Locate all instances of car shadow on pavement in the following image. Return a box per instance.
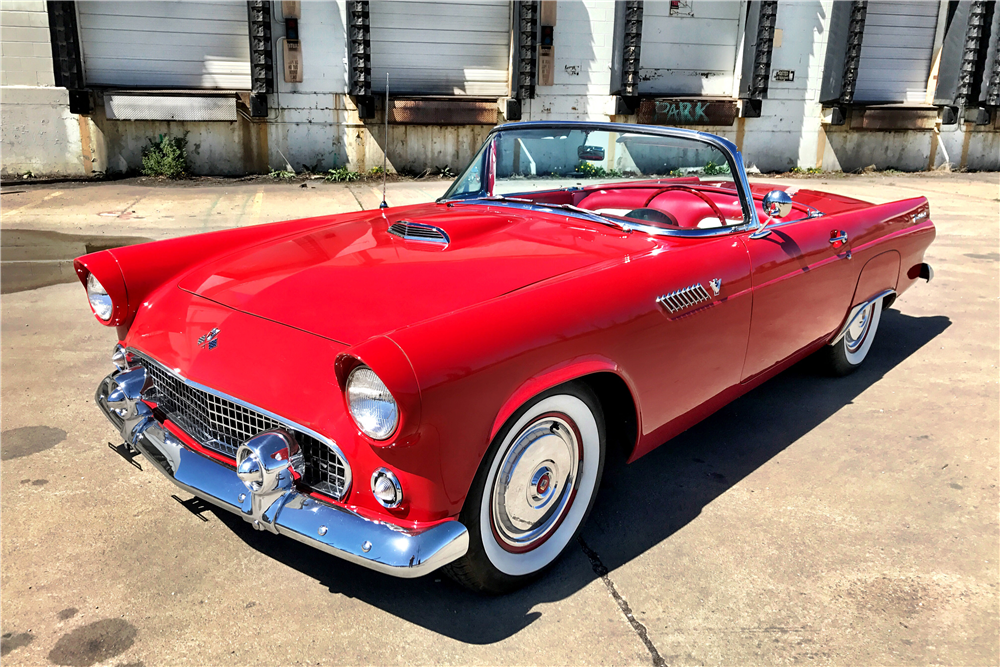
[209,308,950,644]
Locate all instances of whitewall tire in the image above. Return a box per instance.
[446,381,605,594]
[821,296,884,376]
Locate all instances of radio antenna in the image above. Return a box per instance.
[380,73,389,209]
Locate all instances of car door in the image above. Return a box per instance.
[740,219,855,382]
[624,234,753,453]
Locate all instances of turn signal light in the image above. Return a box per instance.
[371,468,402,508]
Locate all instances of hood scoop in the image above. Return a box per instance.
[388,220,450,245]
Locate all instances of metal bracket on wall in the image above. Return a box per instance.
[747,0,778,104]
[247,0,273,117]
[956,0,990,109]
[516,1,539,102]
[839,0,868,105]
[988,22,1000,106]
[620,0,643,98]
[46,1,90,114]
[349,0,373,119]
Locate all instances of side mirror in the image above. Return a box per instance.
[763,190,793,218]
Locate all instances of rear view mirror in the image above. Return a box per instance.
[577,145,605,161]
[763,190,793,218]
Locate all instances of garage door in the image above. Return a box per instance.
[638,0,744,97]
[369,0,511,96]
[78,1,251,90]
[854,1,939,103]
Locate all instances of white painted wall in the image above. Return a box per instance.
[0,86,92,177]
[740,0,830,172]
[0,0,53,86]
[2,0,998,177]
[523,0,617,121]
[268,0,349,173]
[0,0,90,176]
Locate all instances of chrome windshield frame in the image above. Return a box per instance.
[437,121,761,237]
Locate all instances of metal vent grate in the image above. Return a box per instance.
[388,221,450,244]
[656,283,712,313]
[133,352,350,499]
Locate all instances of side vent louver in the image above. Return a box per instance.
[656,283,712,313]
[388,221,449,244]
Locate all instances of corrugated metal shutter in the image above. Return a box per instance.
[369,0,511,96]
[78,1,251,90]
[854,1,939,103]
[637,1,743,96]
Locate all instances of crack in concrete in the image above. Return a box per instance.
[346,185,367,211]
[579,537,666,667]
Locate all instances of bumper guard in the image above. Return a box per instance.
[95,369,468,578]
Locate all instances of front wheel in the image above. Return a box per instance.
[446,382,605,594]
[819,296,884,376]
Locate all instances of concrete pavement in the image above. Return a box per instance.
[1,172,997,666]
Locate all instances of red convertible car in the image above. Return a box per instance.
[77,122,934,593]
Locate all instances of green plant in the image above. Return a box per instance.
[141,135,188,178]
[576,162,623,178]
[790,166,822,175]
[325,166,361,182]
[438,165,455,178]
[702,161,730,176]
[269,169,296,180]
[669,168,685,178]
[368,166,384,177]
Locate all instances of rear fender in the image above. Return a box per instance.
[489,356,640,442]
[850,250,900,308]
[828,250,900,345]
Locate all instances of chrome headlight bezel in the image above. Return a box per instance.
[86,272,114,321]
[346,365,399,441]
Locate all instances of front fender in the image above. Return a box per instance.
[489,356,638,441]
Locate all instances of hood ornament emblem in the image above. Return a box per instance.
[709,279,722,296]
[197,327,221,350]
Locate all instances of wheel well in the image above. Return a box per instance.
[577,372,638,468]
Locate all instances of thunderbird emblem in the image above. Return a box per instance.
[709,279,722,296]
[197,327,220,350]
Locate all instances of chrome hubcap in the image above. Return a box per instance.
[491,415,581,551]
[845,303,874,352]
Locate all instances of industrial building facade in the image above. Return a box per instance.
[2,0,998,178]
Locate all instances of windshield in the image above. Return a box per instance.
[440,125,749,230]
[444,127,738,194]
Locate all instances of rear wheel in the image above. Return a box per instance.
[820,297,884,376]
[446,382,605,594]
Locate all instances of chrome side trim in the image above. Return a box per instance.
[657,283,713,313]
[831,289,895,344]
[95,372,469,578]
[388,220,450,244]
[127,348,353,500]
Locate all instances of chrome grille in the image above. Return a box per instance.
[656,283,712,313]
[133,353,349,499]
[388,220,450,244]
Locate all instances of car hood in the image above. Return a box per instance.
[178,202,636,344]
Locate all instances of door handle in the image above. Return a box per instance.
[829,230,848,246]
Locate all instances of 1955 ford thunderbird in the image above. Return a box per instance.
[77,122,935,594]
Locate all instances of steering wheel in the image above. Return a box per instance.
[642,185,728,229]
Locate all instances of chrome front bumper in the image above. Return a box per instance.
[95,369,468,578]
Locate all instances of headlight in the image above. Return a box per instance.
[346,366,398,440]
[87,273,113,321]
